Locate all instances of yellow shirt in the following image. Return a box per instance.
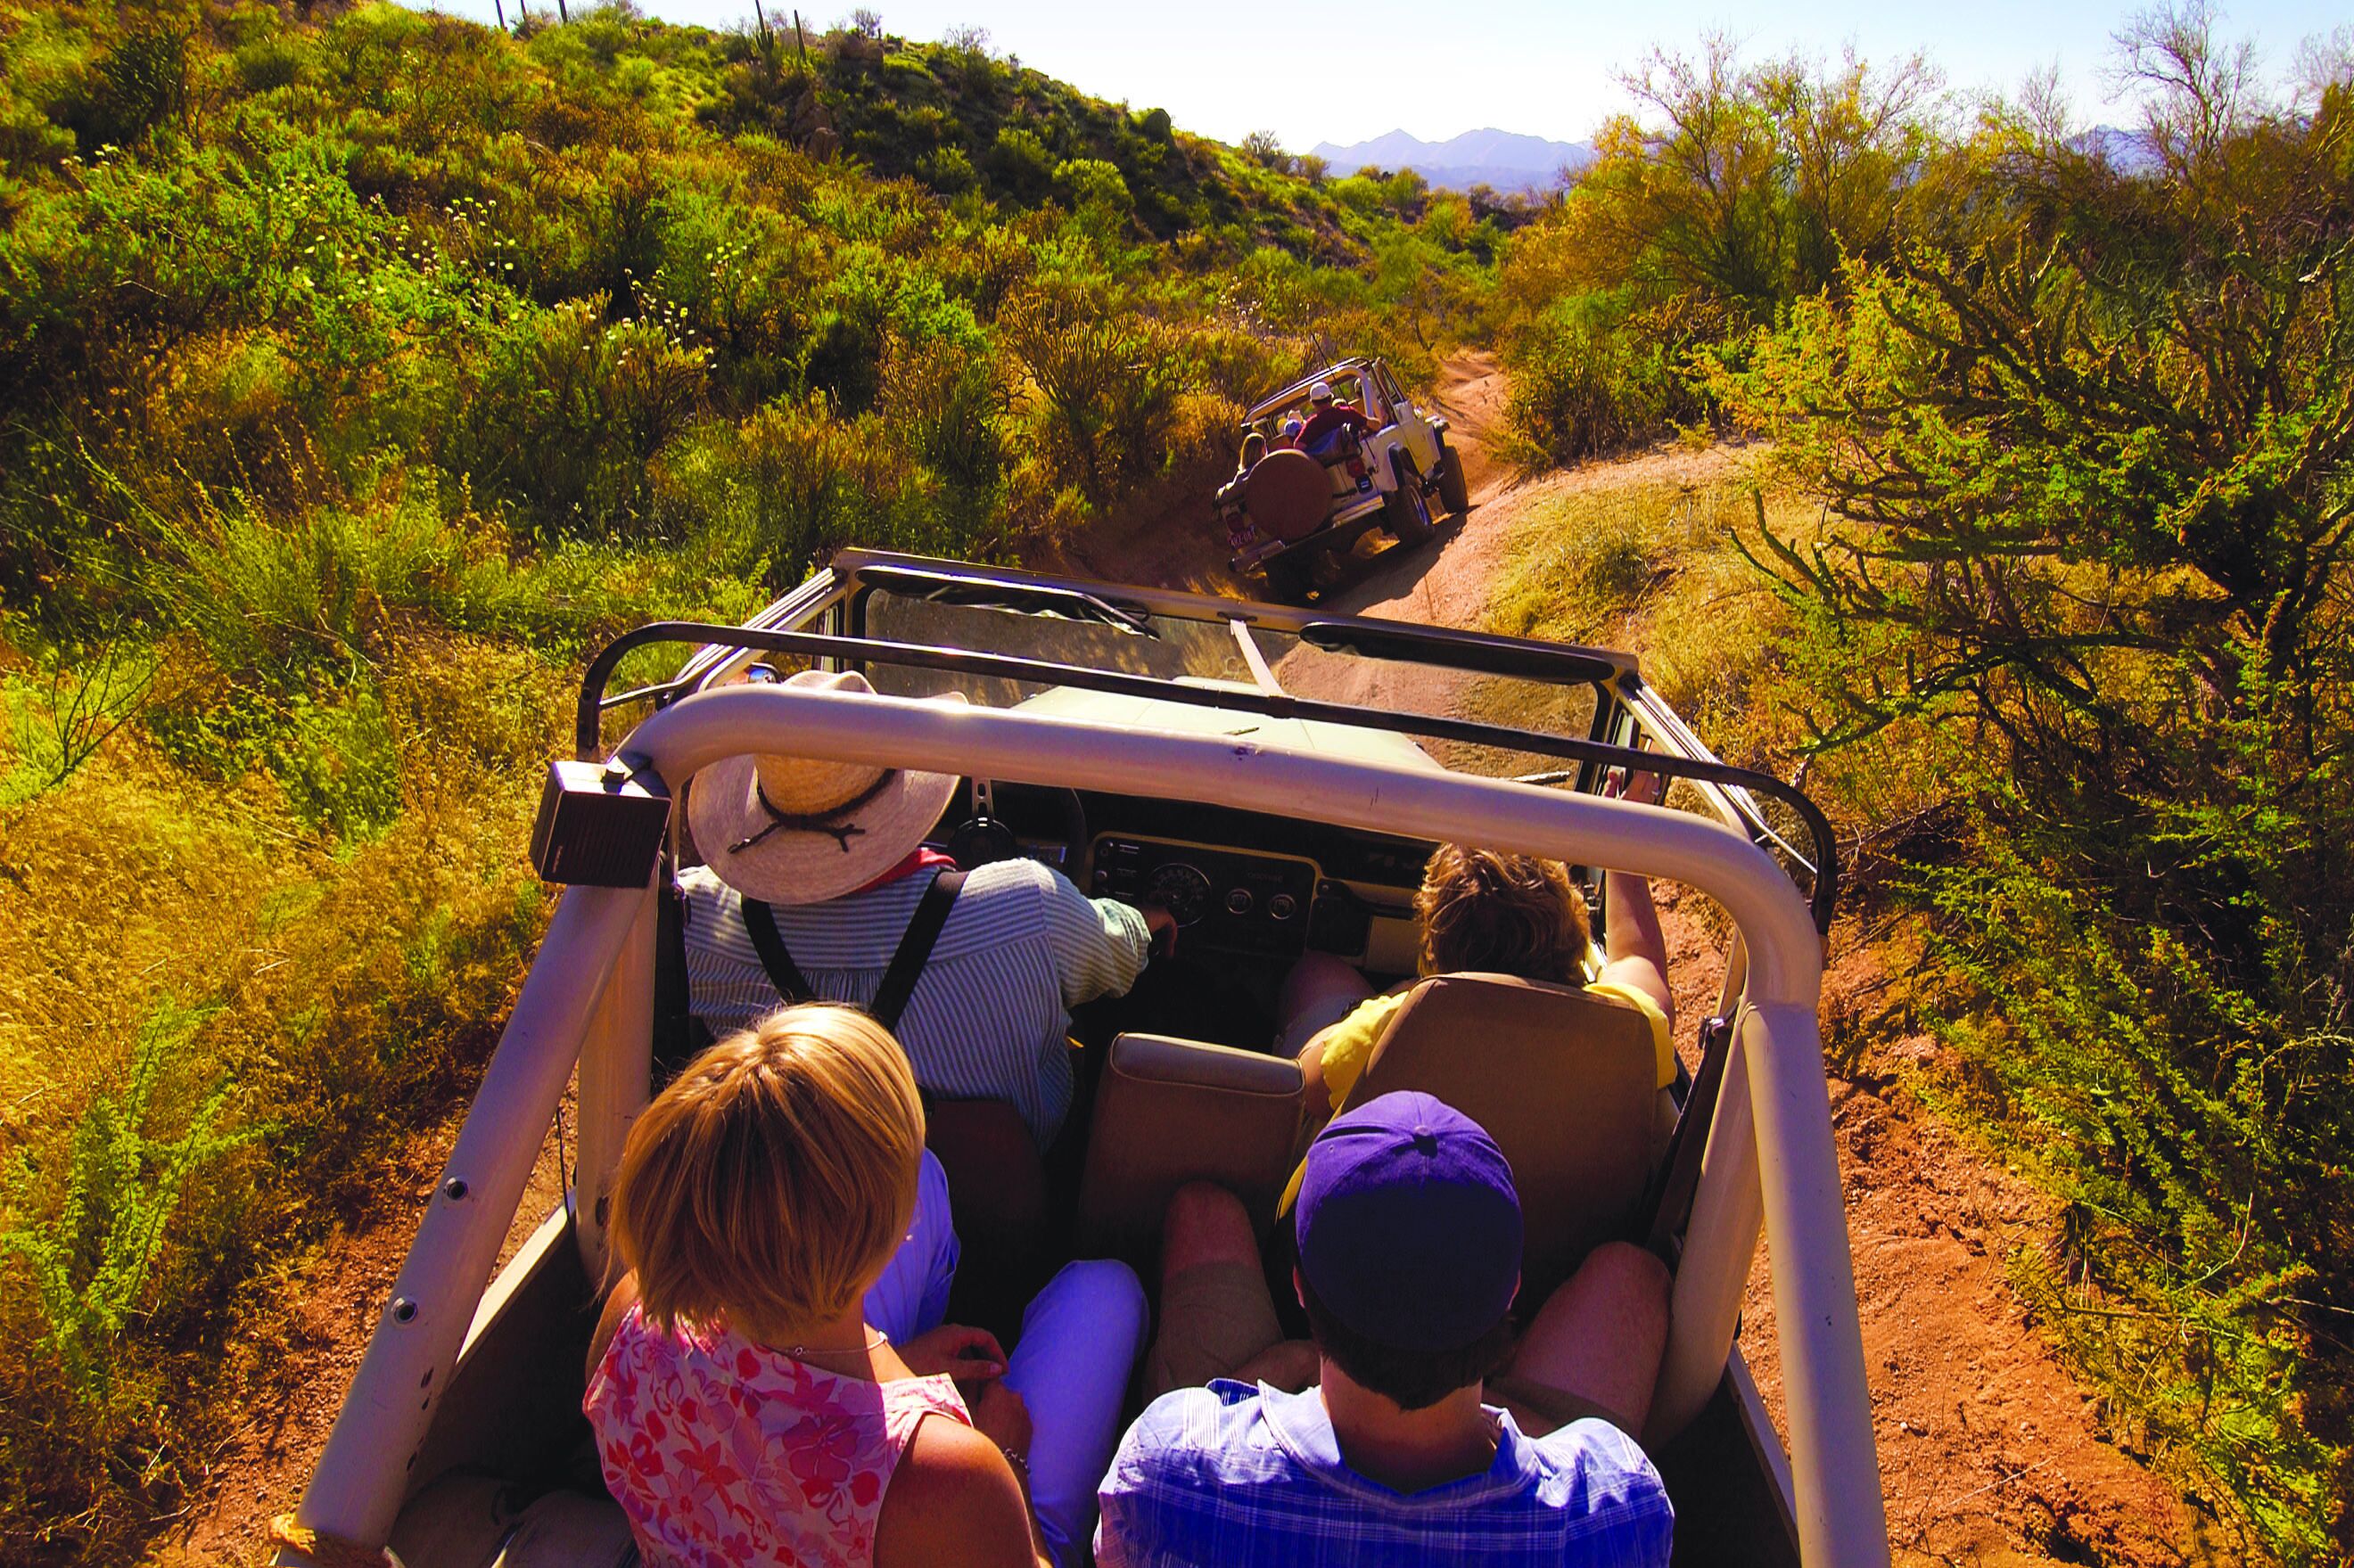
[1281,981,1675,1214]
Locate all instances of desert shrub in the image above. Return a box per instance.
[1,997,254,1398]
[455,295,708,534]
[1502,290,1710,464]
[152,497,514,689]
[53,22,190,154]
[1917,787,2350,1560]
[0,633,158,808]
[661,392,904,587]
[1709,35,2354,1557]
[989,124,1055,197]
[1000,288,1186,512]
[272,685,405,838]
[230,33,304,94]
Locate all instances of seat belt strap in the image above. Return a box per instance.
[740,872,967,1033]
[868,871,966,1031]
[740,896,814,1004]
[1641,1012,1739,1260]
[653,858,712,1079]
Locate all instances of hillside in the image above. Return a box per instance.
[0,4,1499,1560]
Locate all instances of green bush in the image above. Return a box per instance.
[53,22,189,154]
[456,295,709,534]
[1502,291,1705,464]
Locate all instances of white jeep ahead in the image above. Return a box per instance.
[1217,357,1472,603]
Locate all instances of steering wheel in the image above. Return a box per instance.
[946,780,1090,874]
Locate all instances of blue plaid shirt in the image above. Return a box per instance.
[1095,1381,1674,1568]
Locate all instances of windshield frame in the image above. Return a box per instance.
[581,549,1837,932]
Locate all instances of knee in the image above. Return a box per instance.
[1062,1257,1148,1316]
[1579,1241,1671,1313]
[1161,1182,1255,1277]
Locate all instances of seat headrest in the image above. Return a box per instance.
[1345,972,1661,1303]
[1108,1031,1305,1096]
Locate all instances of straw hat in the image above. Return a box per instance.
[688,669,965,905]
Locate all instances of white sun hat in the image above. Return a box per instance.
[687,669,965,905]
[1310,380,1335,401]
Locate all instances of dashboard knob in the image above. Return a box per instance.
[1225,887,1254,915]
[1267,893,1298,921]
[1092,868,1110,891]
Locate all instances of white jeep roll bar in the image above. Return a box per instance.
[291,682,1889,1567]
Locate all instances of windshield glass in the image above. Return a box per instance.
[859,588,1259,705]
[852,587,1601,772]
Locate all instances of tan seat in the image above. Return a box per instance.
[1078,1033,1305,1256]
[926,1097,1049,1333]
[1338,973,1660,1305]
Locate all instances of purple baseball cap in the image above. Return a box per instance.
[1295,1091,1523,1351]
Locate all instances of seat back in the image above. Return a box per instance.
[1340,973,1659,1303]
[926,1097,1048,1334]
[1078,1033,1305,1256]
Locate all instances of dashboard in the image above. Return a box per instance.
[926,781,1429,971]
[1086,834,1321,958]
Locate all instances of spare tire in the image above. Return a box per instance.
[1243,448,1331,543]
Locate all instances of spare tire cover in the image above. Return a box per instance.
[1243,448,1332,543]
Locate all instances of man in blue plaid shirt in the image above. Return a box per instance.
[1095,1092,1674,1568]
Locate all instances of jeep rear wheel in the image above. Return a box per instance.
[1263,555,1313,605]
[1384,456,1434,546]
[1435,437,1471,515]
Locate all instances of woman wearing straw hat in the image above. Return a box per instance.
[677,669,1175,1153]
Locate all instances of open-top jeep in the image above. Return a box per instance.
[281,551,1892,1568]
[1218,357,1473,603]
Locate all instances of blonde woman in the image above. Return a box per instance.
[584,1006,1146,1568]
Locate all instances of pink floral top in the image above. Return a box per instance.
[585,1305,971,1568]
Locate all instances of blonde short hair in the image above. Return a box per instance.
[610,1005,926,1334]
[1416,845,1593,986]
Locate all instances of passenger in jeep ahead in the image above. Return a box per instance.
[1096,1093,1674,1568]
[1294,379,1374,458]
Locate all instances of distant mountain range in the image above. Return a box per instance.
[1313,124,2162,192]
[1309,128,1594,193]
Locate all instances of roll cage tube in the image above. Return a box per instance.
[572,622,1841,934]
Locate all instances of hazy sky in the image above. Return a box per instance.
[407,0,2349,149]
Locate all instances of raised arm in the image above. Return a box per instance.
[1596,770,1674,1035]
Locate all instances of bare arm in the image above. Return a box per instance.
[1597,767,1674,1033]
[586,1270,640,1383]
[1598,867,1673,1032]
[874,1410,1050,1568]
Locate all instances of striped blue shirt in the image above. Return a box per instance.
[1096,1382,1674,1568]
[679,858,1152,1145]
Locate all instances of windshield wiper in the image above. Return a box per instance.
[855,564,1160,638]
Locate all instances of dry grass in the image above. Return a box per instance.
[0,632,571,1564]
[1480,473,1956,850]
